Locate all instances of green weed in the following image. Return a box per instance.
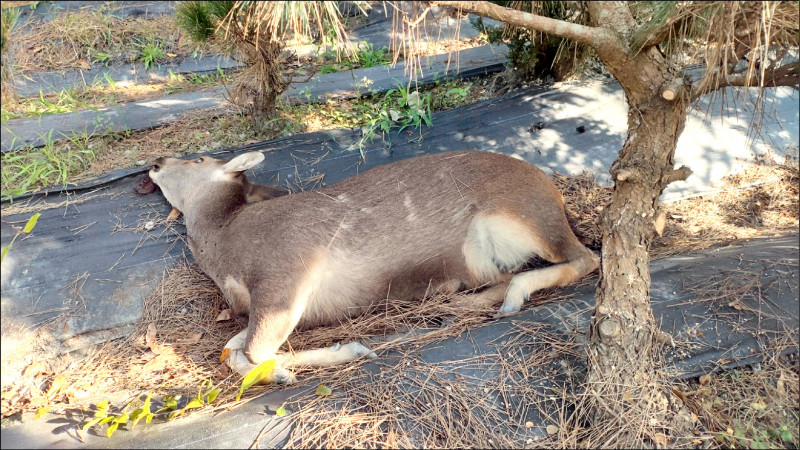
[138,37,165,70]
[318,41,390,73]
[1,130,98,201]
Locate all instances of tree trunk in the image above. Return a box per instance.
[233,39,288,134]
[586,90,689,427]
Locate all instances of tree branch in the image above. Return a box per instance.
[662,165,693,185]
[427,1,614,49]
[691,61,800,101]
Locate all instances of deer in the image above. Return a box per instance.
[148,150,599,384]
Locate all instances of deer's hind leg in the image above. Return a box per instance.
[223,284,376,385]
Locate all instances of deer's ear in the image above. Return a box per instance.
[222,152,265,173]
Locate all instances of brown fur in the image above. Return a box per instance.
[149,151,599,370]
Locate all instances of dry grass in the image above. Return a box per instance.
[552,160,800,259]
[10,11,226,72]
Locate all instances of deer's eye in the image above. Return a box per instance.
[195,157,204,163]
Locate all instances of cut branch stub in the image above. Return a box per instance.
[663,165,693,185]
[598,317,620,338]
[661,78,684,101]
[614,168,639,183]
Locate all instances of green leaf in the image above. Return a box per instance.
[275,406,286,417]
[34,406,50,419]
[156,394,179,413]
[236,359,276,401]
[1,246,9,264]
[184,398,204,410]
[130,391,153,430]
[206,388,221,404]
[23,213,41,233]
[780,429,793,442]
[106,421,119,438]
[98,416,116,425]
[315,385,332,396]
[82,417,104,431]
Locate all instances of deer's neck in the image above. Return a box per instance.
[183,185,248,238]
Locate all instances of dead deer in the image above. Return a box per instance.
[149,151,599,383]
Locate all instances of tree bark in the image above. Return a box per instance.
[587,92,689,406]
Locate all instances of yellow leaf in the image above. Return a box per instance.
[34,406,50,419]
[237,359,276,400]
[185,398,204,410]
[23,213,41,233]
[46,375,67,400]
[219,348,231,363]
[166,53,178,58]
[23,361,47,378]
[106,421,119,438]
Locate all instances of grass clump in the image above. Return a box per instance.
[319,41,390,74]
[1,130,98,201]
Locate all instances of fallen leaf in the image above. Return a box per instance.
[166,52,178,58]
[217,363,230,379]
[143,348,176,373]
[622,392,633,402]
[691,412,698,423]
[546,424,559,435]
[525,421,533,428]
[46,375,67,400]
[79,59,92,70]
[315,384,332,396]
[34,406,50,419]
[166,208,181,222]
[237,360,277,401]
[30,45,44,54]
[699,374,711,385]
[216,309,233,322]
[146,323,161,355]
[187,332,204,343]
[23,361,47,378]
[219,348,231,363]
[654,433,668,446]
[777,372,786,396]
